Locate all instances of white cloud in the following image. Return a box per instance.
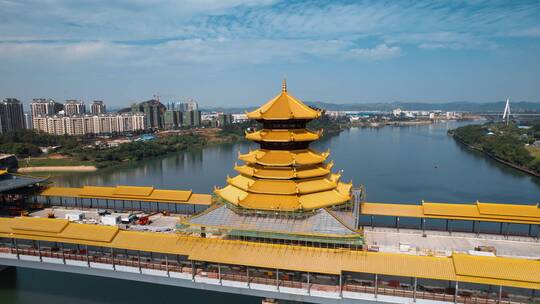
[0,41,112,61]
[174,0,277,11]
[507,27,540,38]
[0,38,352,66]
[0,0,539,68]
[347,44,401,61]
[387,32,497,50]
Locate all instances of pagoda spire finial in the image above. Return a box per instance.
[282,78,287,93]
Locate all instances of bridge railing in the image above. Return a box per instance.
[0,244,535,304]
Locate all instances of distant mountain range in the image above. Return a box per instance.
[202,101,540,113]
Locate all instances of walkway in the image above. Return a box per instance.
[364,227,540,259]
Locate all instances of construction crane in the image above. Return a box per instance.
[153,93,185,102]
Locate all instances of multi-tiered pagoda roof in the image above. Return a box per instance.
[215,80,352,212]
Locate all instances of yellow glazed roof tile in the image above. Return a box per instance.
[80,186,115,197]
[148,189,192,202]
[60,223,119,243]
[234,163,332,180]
[40,187,84,197]
[423,202,480,217]
[341,251,457,281]
[238,149,329,166]
[360,202,540,225]
[0,218,11,233]
[296,176,339,194]
[214,185,249,205]
[477,202,540,218]
[190,239,341,275]
[1,217,539,289]
[215,184,350,211]
[246,83,321,121]
[111,231,196,255]
[227,174,339,195]
[423,201,540,223]
[228,175,297,194]
[299,189,350,209]
[361,203,424,217]
[40,186,209,205]
[113,186,154,197]
[246,129,320,142]
[187,193,213,205]
[453,253,540,284]
[11,217,69,233]
[240,193,301,211]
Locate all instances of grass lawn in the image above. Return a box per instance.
[526,146,540,162]
[18,157,94,167]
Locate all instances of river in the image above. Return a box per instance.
[1,121,539,303]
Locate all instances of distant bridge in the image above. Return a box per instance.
[475,112,540,123]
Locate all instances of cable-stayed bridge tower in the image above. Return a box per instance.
[502,97,511,125]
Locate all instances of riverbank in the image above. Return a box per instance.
[449,123,540,178]
[349,118,480,128]
[8,119,346,175]
[18,166,97,173]
[451,134,540,178]
[351,120,433,127]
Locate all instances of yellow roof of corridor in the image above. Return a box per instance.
[476,202,540,218]
[112,186,154,196]
[360,201,540,225]
[40,186,212,205]
[453,253,540,284]
[1,217,539,289]
[12,217,69,233]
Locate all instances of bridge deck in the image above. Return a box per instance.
[0,217,539,290]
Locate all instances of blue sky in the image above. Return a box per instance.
[0,0,539,108]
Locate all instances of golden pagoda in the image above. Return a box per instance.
[215,80,353,212]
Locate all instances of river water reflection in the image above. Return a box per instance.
[53,121,540,203]
[1,121,539,304]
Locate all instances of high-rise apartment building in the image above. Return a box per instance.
[182,109,202,127]
[91,100,106,115]
[217,113,233,127]
[0,98,25,133]
[32,113,146,136]
[131,99,165,129]
[64,100,86,116]
[176,99,199,112]
[163,110,182,129]
[32,116,48,133]
[30,99,63,117]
